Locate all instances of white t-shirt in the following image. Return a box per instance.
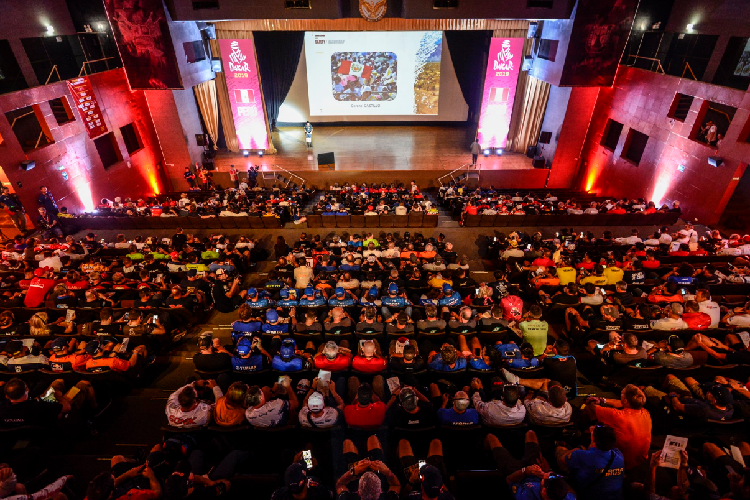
[524,399,572,424]
[699,300,721,328]
[246,399,289,427]
[652,317,688,331]
[727,314,750,327]
[299,407,339,427]
[472,393,526,426]
[295,266,314,288]
[165,383,222,427]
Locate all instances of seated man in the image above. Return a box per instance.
[271,338,310,372]
[397,440,454,500]
[652,375,734,421]
[231,336,270,373]
[487,431,575,500]
[436,390,479,426]
[470,377,526,426]
[299,377,344,428]
[386,312,415,337]
[648,335,694,368]
[446,306,476,334]
[351,339,387,373]
[652,303,688,331]
[611,333,647,365]
[245,376,298,427]
[84,340,147,373]
[389,342,426,373]
[343,382,386,430]
[356,306,384,335]
[335,436,400,499]
[555,424,625,498]
[681,300,712,330]
[687,332,750,365]
[416,305,447,333]
[262,309,290,336]
[502,370,572,424]
[427,344,467,372]
[324,307,353,335]
[0,377,90,427]
[231,304,262,342]
[313,340,352,372]
[48,337,90,372]
[165,379,223,427]
[386,385,435,429]
[193,333,232,372]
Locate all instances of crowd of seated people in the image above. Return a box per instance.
[303,181,439,216]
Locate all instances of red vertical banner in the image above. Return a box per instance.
[219,39,269,150]
[67,77,108,139]
[476,38,524,149]
[103,0,183,90]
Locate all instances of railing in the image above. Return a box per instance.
[437,163,479,187]
[682,62,697,81]
[79,57,117,77]
[623,54,665,74]
[264,164,306,188]
[45,65,62,85]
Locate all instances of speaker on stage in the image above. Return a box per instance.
[526,145,537,158]
[196,134,207,147]
[318,152,335,170]
[201,151,215,171]
[532,156,547,169]
[539,131,552,144]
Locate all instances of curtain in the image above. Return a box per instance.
[509,75,550,154]
[215,19,529,32]
[444,31,492,122]
[253,32,304,129]
[193,80,219,149]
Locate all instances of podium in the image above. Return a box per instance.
[317,152,335,170]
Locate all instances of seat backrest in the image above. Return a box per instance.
[394,214,409,227]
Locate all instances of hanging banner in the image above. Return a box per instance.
[476,38,523,149]
[559,0,639,86]
[67,77,108,139]
[219,39,269,150]
[103,0,183,90]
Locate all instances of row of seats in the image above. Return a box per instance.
[57,215,284,231]
[463,211,681,227]
[305,213,439,228]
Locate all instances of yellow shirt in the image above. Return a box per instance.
[557,267,577,285]
[429,276,453,289]
[581,275,608,286]
[604,267,624,285]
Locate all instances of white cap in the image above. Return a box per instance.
[308,391,325,411]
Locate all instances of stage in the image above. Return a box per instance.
[210,125,548,189]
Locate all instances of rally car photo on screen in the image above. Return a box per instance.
[330,52,397,102]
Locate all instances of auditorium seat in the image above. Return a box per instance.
[147,217,164,229]
[235,216,251,228]
[350,214,365,227]
[249,217,264,229]
[306,214,322,228]
[380,214,394,227]
[321,215,337,228]
[365,215,379,228]
[408,212,424,227]
[206,217,222,229]
[423,215,438,227]
[479,214,496,227]
[394,214,408,227]
[262,217,282,229]
[464,214,481,227]
[524,214,540,226]
[336,215,351,228]
[505,215,525,227]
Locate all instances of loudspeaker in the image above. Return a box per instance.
[201,151,215,171]
[708,156,723,167]
[318,152,335,170]
[211,58,222,72]
[527,21,538,38]
[196,134,207,147]
[539,131,552,144]
[526,145,537,158]
[522,55,533,72]
[532,156,547,169]
[20,160,35,171]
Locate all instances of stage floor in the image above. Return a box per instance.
[213,125,534,172]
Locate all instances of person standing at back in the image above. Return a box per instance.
[470,138,481,165]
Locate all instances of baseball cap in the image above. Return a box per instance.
[280,289,290,299]
[284,462,307,493]
[85,340,101,355]
[236,338,252,356]
[357,383,374,405]
[198,334,213,349]
[308,391,325,412]
[247,287,258,297]
[419,465,444,498]
[215,268,226,276]
[304,286,314,296]
[453,390,470,411]
[51,337,68,351]
[335,287,345,297]
[668,335,685,353]
[187,269,197,277]
[601,305,620,318]
[280,338,296,359]
[170,251,179,259]
[368,286,378,297]
[399,387,418,412]
[34,267,51,277]
[708,385,734,406]
[442,283,452,293]
[266,309,279,322]
[388,282,399,294]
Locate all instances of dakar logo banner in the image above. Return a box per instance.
[103,0,183,90]
[219,39,269,150]
[67,76,108,139]
[360,0,387,22]
[476,38,523,149]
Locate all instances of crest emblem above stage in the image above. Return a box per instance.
[360,0,387,22]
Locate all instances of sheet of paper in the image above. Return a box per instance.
[642,340,655,351]
[731,445,746,467]
[738,331,750,349]
[387,376,400,393]
[660,435,688,469]
[317,370,331,383]
[395,341,406,354]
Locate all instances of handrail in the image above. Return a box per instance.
[623,54,665,74]
[79,57,116,77]
[681,61,697,81]
[437,163,478,187]
[267,164,306,188]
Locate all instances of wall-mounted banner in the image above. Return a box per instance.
[476,38,523,149]
[560,0,638,86]
[67,77,108,139]
[219,39,269,150]
[103,0,183,89]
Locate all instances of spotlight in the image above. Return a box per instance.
[258,151,264,157]
[483,149,490,157]
[686,23,694,31]
[242,150,249,157]
[46,25,54,35]
[496,148,504,156]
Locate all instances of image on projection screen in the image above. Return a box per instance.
[305,31,442,116]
